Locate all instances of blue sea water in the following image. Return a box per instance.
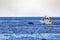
[0,17,60,40]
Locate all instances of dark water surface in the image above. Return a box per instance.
[0,17,60,40]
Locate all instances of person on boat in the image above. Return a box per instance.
[40,16,52,25]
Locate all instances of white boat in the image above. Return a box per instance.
[40,16,52,24]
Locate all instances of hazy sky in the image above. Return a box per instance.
[0,0,60,17]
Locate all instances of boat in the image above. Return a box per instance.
[40,16,52,25]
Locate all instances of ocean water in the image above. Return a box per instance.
[0,17,60,40]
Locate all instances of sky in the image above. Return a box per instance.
[0,0,60,17]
